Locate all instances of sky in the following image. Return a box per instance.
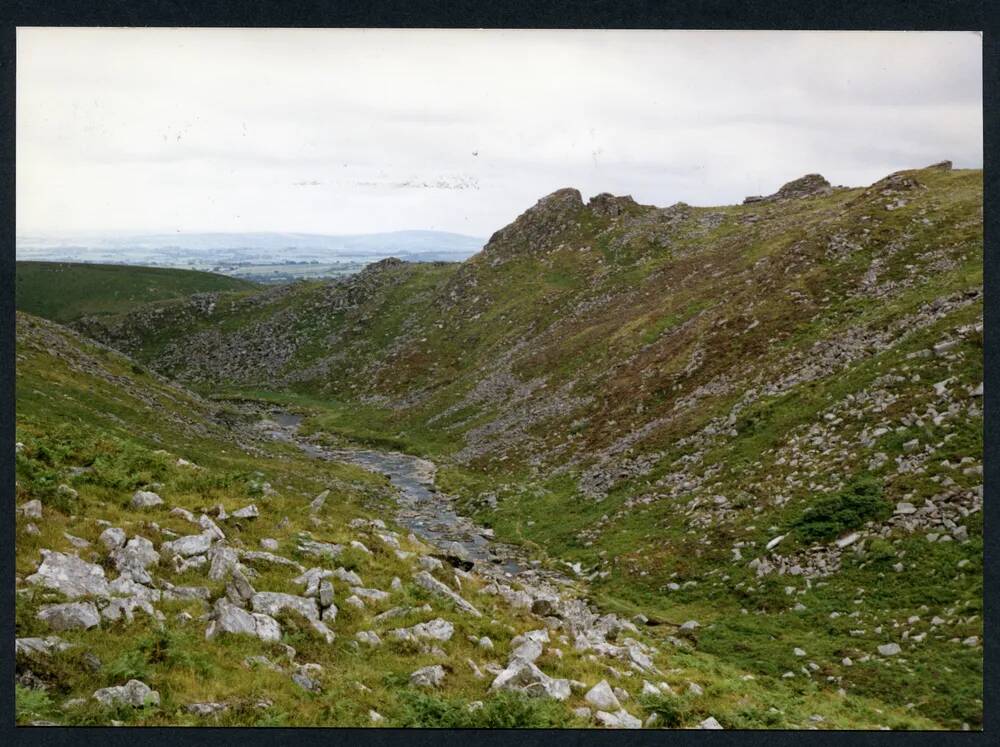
[17,28,983,238]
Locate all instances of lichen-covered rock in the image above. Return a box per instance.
[27,550,109,598]
[413,571,481,617]
[205,598,281,642]
[409,664,445,688]
[93,679,160,708]
[99,527,127,551]
[161,531,214,558]
[16,636,74,657]
[38,601,101,631]
[111,536,160,583]
[131,490,164,509]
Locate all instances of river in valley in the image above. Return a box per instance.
[260,411,548,580]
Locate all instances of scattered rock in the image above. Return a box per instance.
[410,664,446,688]
[93,680,160,708]
[130,491,164,509]
[585,680,621,711]
[27,550,109,598]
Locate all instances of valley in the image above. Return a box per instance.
[14,162,983,729]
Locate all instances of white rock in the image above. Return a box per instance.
[27,550,109,598]
[835,532,860,548]
[585,680,621,711]
[877,643,901,656]
[766,535,786,551]
[410,664,445,688]
[698,716,724,729]
[414,570,481,617]
[595,709,642,728]
[38,602,101,631]
[130,491,163,509]
[99,527,127,551]
[93,680,160,708]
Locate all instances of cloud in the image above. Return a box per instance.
[16,29,982,235]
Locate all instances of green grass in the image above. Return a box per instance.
[15,261,258,323]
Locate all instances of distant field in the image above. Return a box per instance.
[15,261,258,323]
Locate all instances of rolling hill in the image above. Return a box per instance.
[14,261,259,324]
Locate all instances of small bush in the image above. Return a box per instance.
[789,475,889,544]
[106,650,150,683]
[638,693,693,728]
[15,684,54,723]
[397,691,570,728]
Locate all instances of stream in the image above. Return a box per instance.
[260,411,558,582]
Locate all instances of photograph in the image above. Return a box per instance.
[13,27,983,730]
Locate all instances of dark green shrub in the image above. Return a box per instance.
[397,690,570,728]
[638,693,694,727]
[789,475,889,544]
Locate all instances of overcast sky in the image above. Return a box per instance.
[17,28,982,237]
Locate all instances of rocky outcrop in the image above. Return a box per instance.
[481,188,584,260]
[587,193,639,218]
[744,173,832,204]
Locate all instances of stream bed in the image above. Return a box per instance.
[260,411,545,579]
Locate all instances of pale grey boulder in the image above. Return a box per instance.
[93,679,160,708]
[251,591,335,643]
[309,490,329,513]
[595,710,642,729]
[111,537,160,584]
[489,658,571,701]
[38,602,101,631]
[130,491,164,509]
[390,618,455,642]
[27,550,109,598]
[16,636,73,657]
[410,664,446,688]
[99,527,127,551]
[231,504,259,520]
[414,571,481,617]
[102,596,156,623]
[161,532,214,558]
[206,598,282,642]
[207,545,241,581]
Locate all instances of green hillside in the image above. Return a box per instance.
[21,163,983,729]
[15,261,258,324]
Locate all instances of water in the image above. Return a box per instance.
[261,410,524,575]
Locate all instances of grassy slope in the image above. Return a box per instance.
[42,166,984,728]
[15,261,258,324]
[14,312,938,729]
